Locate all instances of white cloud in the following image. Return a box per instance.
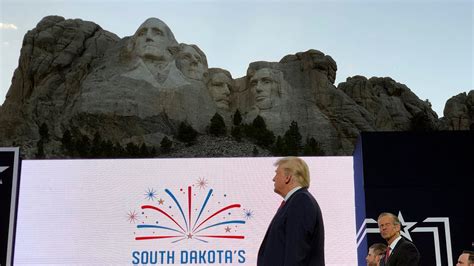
[0,23,18,30]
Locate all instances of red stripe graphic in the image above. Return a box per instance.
[188,186,192,231]
[193,204,241,232]
[195,235,245,239]
[142,205,186,233]
[135,235,183,240]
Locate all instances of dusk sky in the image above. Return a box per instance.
[1,0,472,116]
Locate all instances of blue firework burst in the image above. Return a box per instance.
[144,188,157,201]
[243,209,254,219]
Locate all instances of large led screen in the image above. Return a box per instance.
[14,157,357,265]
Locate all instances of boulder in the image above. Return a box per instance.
[441,91,474,130]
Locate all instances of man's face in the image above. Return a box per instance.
[250,68,278,110]
[208,72,231,109]
[366,248,380,266]
[178,46,206,80]
[273,165,288,197]
[378,215,400,243]
[134,18,173,60]
[456,253,469,266]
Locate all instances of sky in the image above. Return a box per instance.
[0,0,472,117]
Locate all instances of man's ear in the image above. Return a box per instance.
[396,223,401,232]
[285,174,292,184]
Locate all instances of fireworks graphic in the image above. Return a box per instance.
[130,184,251,243]
[144,188,157,201]
[243,209,254,219]
[195,177,208,189]
[127,210,139,223]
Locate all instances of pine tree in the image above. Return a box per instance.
[102,140,114,158]
[36,139,45,158]
[76,134,91,158]
[150,146,158,156]
[233,109,242,126]
[231,109,244,141]
[209,113,226,136]
[283,121,302,155]
[231,126,242,141]
[126,142,140,158]
[272,136,286,156]
[113,142,125,158]
[160,136,172,153]
[252,146,259,156]
[61,129,73,154]
[252,115,267,131]
[39,122,49,142]
[177,122,198,145]
[249,115,275,147]
[91,132,103,157]
[303,137,322,156]
[139,143,150,157]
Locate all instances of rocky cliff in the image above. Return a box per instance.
[440,91,474,130]
[0,16,471,158]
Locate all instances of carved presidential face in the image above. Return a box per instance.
[176,45,207,80]
[208,72,232,109]
[133,18,176,61]
[249,68,280,110]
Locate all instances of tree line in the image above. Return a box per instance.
[35,110,324,159]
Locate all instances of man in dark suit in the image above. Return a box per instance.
[257,157,325,266]
[378,212,420,266]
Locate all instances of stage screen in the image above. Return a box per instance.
[14,157,357,265]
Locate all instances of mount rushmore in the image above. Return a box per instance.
[0,16,472,158]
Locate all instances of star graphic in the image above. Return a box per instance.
[243,209,254,219]
[195,177,208,189]
[144,188,157,201]
[0,166,8,185]
[187,233,193,239]
[225,226,231,233]
[158,198,164,205]
[127,210,139,223]
[398,211,417,241]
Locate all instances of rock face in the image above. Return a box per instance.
[0,16,120,155]
[0,16,468,158]
[441,91,474,130]
[233,51,370,154]
[338,76,438,131]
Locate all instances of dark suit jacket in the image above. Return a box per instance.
[380,237,420,266]
[257,188,325,266]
